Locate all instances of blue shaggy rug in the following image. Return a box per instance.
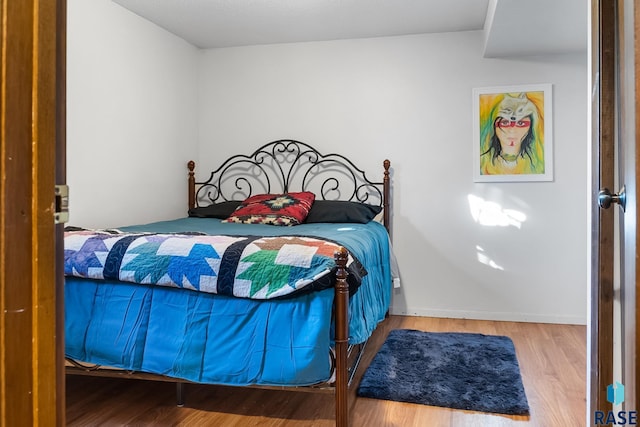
[357,329,530,415]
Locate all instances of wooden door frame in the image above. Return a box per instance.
[55,0,67,422]
[0,0,66,425]
[619,0,638,412]
[590,0,616,418]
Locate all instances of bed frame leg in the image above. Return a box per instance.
[176,382,185,407]
[334,247,349,427]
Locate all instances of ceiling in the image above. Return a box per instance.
[112,0,587,57]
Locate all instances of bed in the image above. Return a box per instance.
[64,139,393,427]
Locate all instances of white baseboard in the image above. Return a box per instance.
[389,307,587,325]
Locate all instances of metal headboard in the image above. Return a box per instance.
[187,139,391,230]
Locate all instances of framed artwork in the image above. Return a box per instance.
[472,84,553,182]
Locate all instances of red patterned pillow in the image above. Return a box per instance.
[222,192,316,226]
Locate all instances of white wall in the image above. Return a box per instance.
[67,0,199,228]
[197,32,588,324]
[67,3,588,324]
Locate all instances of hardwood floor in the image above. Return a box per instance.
[66,315,586,426]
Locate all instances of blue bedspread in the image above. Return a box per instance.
[65,218,391,386]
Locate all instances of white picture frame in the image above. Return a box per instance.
[472,84,553,182]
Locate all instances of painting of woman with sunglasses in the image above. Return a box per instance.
[479,91,546,176]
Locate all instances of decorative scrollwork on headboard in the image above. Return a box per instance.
[190,139,389,207]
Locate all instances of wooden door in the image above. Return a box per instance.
[591,0,639,419]
[0,0,66,425]
[591,0,615,415]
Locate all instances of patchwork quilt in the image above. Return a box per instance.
[64,228,363,299]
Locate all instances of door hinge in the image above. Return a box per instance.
[54,184,69,224]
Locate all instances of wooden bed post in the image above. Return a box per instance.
[382,160,391,236]
[188,160,195,210]
[334,247,350,427]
